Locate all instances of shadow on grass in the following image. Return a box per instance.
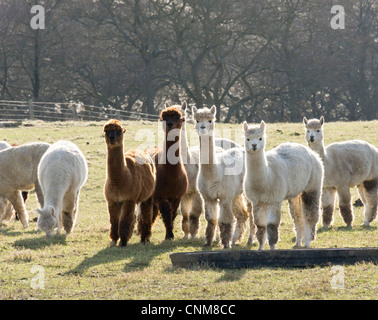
[13,233,68,249]
[65,237,203,275]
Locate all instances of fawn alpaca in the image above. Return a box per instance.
[104,119,156,246]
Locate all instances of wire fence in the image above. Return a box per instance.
[0,100,160,122]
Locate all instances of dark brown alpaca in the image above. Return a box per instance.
[151,105,188,240]
[104,119,156,247]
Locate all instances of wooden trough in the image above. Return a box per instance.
[170,247,378,269]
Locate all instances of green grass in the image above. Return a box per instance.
[0,119,377,300]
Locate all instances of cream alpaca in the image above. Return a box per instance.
[304,116,378,227]
[37,141,88,237]
[178,101,249,241]
[192,105,251,248]
[243,121,323,250]
[0,141,13,224]
[0,142,50,228]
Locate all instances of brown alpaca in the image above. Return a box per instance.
[104,119,156,247]
[151,106,188,240]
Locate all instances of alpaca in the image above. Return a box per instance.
[104,119,156,246]
[0,141,13,224]
[192,105,250,249]
[243,121,323,250]
[151,106,188,240]
[0,142,30,224]
[36,141,88,237]
[178,102,253,244]
[304,116,378,227]
[0,142,50,228]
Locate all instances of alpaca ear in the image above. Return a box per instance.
[242,121,249,132]
[181,101,187,111]
[48,207,54,217]
[260,120,266,131]
[181,117,186,122]
[320,116,324,125]
[210,105,216,116]
[165,102,171,108]
[122,128,126,133]
[192,106,198,115]
[303,117,308,125]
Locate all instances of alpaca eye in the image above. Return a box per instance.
[259,138,262,141]
[307,130,310,133]
[247,138,250,141]
[208,120,212,123]
[317,130,320,132]
[196,120,199,123]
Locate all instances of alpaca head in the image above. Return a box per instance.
[243,120,266,153]
[192,105,216,137]
[103,119,126,148]
[160,104,185,134]
[36,207,57,237]
[303,116,324,146]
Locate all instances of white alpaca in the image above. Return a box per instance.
[177,101,247,240]
[243,121,323,250]
[303,116,378,227]
[0,141,13,224]
[36,140,88,237]
[0,142,50,228]
[192,105,252,248]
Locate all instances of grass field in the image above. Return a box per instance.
[0,119,377,300]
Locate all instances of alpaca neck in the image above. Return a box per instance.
[309,139,326,160]
[164,132,183,166]
[246,149,269,182]
[106,144,128,180]
[180,124,190,165]
[199,134,217,176]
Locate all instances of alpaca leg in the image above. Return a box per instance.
[246,200,255,245]
[170,198,181,240]
[231,195,248,245]
[362,179,378,227]
[180,194,192,239]
[253,203,268,250]
[266,202,282,250]
[189,192,204,239]
[301,191,321,248]
[8,191,29,228]
[159,199,175,240]
[62,192,79,234]
[337,187,353,227]
[34,182,44,208]
[107,201,121,246]
[218,200,234,249]
[322,187,336,228]
[152,204,159,225]
[139,197,154,243]
[357,184,367,205]
[288,196,304,248]
[0,198,15,225]
[203,198,218,247]
[118,201,136,247]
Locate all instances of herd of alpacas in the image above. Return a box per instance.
[0,102,377,251]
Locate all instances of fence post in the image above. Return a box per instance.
[28,99,34,120]
[72,104,78,120]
